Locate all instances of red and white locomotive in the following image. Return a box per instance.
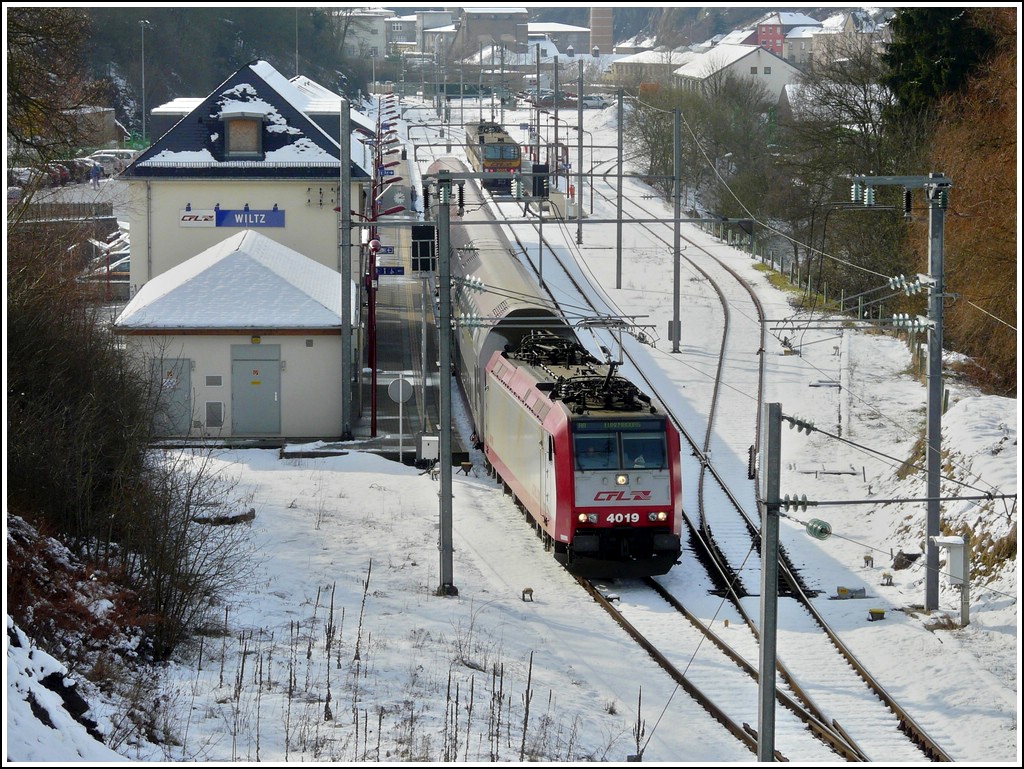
[432,157,682,578]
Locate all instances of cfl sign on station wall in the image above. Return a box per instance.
[179,208,286,228]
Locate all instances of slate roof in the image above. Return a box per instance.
[122,60,370,182]
[114,230,345,331]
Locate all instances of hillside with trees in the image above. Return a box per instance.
[623,6,1015,394]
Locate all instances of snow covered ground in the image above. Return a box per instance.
[6,96,1018,764]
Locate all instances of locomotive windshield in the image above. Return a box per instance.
[481,144,519,161]
[574,431,667,471]
[622,433,666,469]
[575,434,617,470]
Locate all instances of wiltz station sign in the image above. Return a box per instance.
[179,208,286,228]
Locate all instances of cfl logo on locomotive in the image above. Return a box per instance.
[594,490,652,502]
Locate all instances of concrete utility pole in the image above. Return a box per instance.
[615,88,624,288]
[576,60,584,245]
[851,173,952,611]
[671,108,681,354]
[435,170,457,597]
[757,402,782,762]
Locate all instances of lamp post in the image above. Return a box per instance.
[139,19,152,146]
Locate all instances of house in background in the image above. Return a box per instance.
[114,230,350,440]
[804,10,893,70]
[674,44,802,104]
[754,11,822,56]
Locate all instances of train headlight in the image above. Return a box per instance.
[616,474,629,486]
[648,511,668,522]
[577,513,599,524]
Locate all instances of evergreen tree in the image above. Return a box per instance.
[880,8,996,120]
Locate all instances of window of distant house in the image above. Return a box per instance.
[223,113,263,158]
[750,66,757,75]
[764,66,771,75]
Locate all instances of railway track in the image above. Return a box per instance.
[488,167,949,761]
[408,104,951,761]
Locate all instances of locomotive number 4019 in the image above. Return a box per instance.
[605,513,641,523]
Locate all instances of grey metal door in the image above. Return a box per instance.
[231,345,281,435]
[152,357,193,436]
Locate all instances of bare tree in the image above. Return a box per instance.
[6,7,105,163]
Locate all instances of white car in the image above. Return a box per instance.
[88,154,121,177]
[580,94,612,109]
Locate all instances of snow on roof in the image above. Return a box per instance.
[115,230,343,331]
[715,29,757,47]
[528,22,589,33]
[675,44,763,79]
[132,61,373,177]
[758,11,821,27]
[787,26,821,41]
[151,97,204,115]
[464,7,528,13]
[615,49,696,66]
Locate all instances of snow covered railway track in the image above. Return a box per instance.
[491,179,950,762]
[572,182,951,762]
[575,576,859,762]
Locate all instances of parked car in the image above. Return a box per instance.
[45,162,71,186]
[7,166,46,188]
[80,254,130,300]
[97,148,139,168]
[580,94,612,109]
[82,254,130,282]
[88,153,122,177]
[535,94,577,108]
[63,158,95,184]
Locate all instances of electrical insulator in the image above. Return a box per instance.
[939,189,949,210]
[903,188,912,217]
[805,518,832,540]
[422,185,431,214]
[457,183,465,214]
[782,494,808,512]
[787,416,814,434]
[747,445,757,480]
[889,274,906,291]
[850,181,862,203]
[864,186,875,206]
